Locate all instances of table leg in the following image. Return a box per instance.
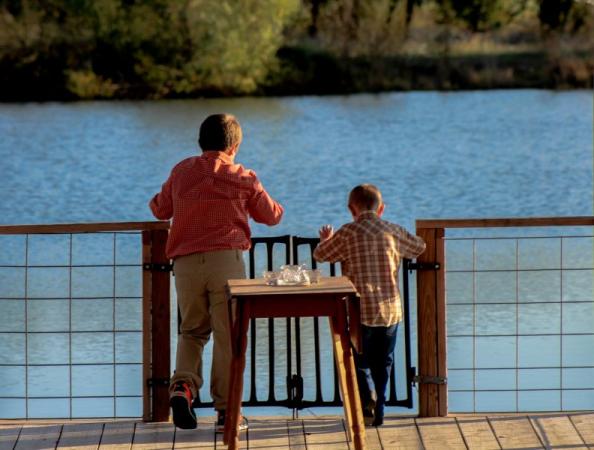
[224,302,250,449]
[224,297,239,445]
[329,305,367,450]
[223,355,238,445]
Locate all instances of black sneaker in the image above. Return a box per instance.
[215,409,248,433]
[170,382,197,429]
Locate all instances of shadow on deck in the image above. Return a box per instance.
[2,412,594,449]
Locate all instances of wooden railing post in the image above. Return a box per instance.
[142,229,171,422]
[415,226,447,417]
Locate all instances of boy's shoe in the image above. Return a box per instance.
[363,398,376,427]
[170,382,197,429]
[215,409,249,433]
[372,415,384,427]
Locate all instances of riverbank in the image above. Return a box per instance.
[1,48,591,102]
[1,2,592,101]
[267,47,594,96]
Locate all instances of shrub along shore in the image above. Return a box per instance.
[0,1,592,101]
[269,49,593,95]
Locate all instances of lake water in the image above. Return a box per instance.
[0,90,592,418]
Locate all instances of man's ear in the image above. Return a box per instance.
[227,143,240,156]
[377,203,385,217]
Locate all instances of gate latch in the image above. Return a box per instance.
[413,375,447,385]
[147,378,170,387]
[143,263,173,272]
[407,262,440,271]
[287,374,304,408]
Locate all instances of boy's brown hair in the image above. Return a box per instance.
[198,114,242,151]
[349,184,383,211]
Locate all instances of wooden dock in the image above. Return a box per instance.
[2,412,594,449]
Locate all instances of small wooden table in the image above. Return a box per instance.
[223,277,367,450]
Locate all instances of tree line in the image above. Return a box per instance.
[0,0,591,100]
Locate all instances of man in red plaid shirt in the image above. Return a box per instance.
[150,114,283,431]
[313,184,425,426]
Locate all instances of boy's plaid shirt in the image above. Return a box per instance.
[313,211,426,327]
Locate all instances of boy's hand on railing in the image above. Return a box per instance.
[319,225,334,242]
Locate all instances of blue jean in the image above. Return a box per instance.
[355,323,398,419]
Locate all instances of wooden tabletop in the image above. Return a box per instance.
[227,276,356,296]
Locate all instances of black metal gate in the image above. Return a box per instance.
[191,235,417,411]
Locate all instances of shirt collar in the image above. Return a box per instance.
[203,151,234,164]
[356,210,379,221]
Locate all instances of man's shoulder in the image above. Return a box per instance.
[174,156,257,181]
[171,155,201,172]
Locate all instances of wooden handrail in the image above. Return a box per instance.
[0,221,170,234]
[416,216,594,229]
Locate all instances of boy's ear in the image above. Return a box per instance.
[348,204,357,218]
[377,203,385,217]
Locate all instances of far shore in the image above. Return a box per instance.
[1,49,592,103]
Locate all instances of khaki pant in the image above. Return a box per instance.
[170,249,246,410]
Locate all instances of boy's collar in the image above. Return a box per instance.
[355,210,379,220]
[203,150,234,163]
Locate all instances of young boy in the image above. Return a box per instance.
[313,184,425,426]
[149,114,284,430]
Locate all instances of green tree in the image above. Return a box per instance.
[179,0,301,94]
[0,0,300,98]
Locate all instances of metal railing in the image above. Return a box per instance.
[415,216,594,416]
[0,222,171,421]
[10,216,589,419]
[0,223,416,421]
[446,234,594,412]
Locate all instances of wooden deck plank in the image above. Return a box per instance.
[0,424,22,450]
[488,416,544,449]
[456,416,500,450]
[14,424,63,450]
[3,413,594,450]
[57,422,104,449]
[173,418,215,449]
[131,422,175,450]
[212,416,247,449]
[568,413,594,448]
[303,417,349,449]
[99,421,136,449]
[243,418,290,449]
[287,419,306,450]
[376,417,423,450]
[529,414,588,449]
[416,417,467,450]
[364,426,382,450]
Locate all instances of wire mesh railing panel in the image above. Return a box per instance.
[446,234,594,413]
[0,232,144,419]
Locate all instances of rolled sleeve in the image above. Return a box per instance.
[248,177,284,226]
[395,225,426,259]
[313,230,346,263]
[149,176,173,220]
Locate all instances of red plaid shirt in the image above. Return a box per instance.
[149,151,283,259]
[313,211,425,326]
